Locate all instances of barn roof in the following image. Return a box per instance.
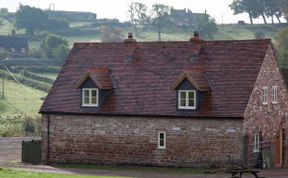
[40,36,272,118]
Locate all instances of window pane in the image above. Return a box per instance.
[180,99,186,106]
[92,90,97,97]
[91,97,97,104]
[84,97,89,104]
[160,139,164,146]
[188,92,194,99]
[159,133,164,140]
[84,90,89,97]
[188,99,194,107]
[180,92,186,99]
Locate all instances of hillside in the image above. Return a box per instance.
[0,67,58,136]
[63,23,287,46]
[0,79,46,136]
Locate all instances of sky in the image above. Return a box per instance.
[1,0,267,24]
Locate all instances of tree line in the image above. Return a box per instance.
[229,0,288,24]
[15,4,69,36]
[127,2,217,41]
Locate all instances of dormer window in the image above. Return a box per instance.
[178,90,196,109]
[172,69,210,111]
[82,88,98,107]
[76,67,114,108]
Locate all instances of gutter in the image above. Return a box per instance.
[40,111,244,120]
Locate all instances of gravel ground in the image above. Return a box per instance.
[0,137,288,178]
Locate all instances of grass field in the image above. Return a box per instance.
[0,78,47,136]
[0,169,126,178]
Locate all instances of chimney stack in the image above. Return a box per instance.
[190,31,203,56]
[124,32,137,60]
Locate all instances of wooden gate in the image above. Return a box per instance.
[22,140,42,164]
[274,130,282,168]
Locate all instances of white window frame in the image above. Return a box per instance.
[272,86,278,104]
[178,90,196,109]
[158,131,166,149]
[82,88,99,107]
[262,87,268,105]
[253,133,260,152]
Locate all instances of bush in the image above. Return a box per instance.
[23,117,41,136]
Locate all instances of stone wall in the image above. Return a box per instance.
[244,45,288,167]
[42,114,243,167]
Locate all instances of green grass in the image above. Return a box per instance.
[0,79,46,136]
[56,164,207,174]
[0,169,126,178]
[33,72,58,80]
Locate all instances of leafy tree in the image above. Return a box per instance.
[15,5,49,35]
[229,0,268,24]
[151,3,170,41]
[230,0,288,24]
[128,2,148,37]
[275,28,288,67]
[196,14,217,39]
[41,34,69,62]
[229,0,256,24]
[262,0,284,24]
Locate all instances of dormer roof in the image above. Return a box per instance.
[75,67,113,89]
[172,68,210,91]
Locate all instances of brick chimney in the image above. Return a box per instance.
[124,32,137,59]
[190,31,202,56]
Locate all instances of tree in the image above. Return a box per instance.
[230,0,255,24]
[128,2,148,37]
[41,34,69,62]
[15,5,49,35]
[230,0,288,24]
[229,0,268,24]
[275,29,288,67]
[262,0,284,24]
[151,3,170,41]
[196,14,217,39]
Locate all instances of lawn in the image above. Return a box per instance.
[0,169,126,178]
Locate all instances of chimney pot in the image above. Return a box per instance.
[194,31,199,38]
[128,32,133,39]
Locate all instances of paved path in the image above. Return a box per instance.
[1,137,288,178]
[0,137,39,165]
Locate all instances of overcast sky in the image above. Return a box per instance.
[2,0,267,24]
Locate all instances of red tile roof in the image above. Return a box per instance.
[75,67,113,89]
[40,38,272,118]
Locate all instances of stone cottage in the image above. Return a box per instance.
[40,33,288,168]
